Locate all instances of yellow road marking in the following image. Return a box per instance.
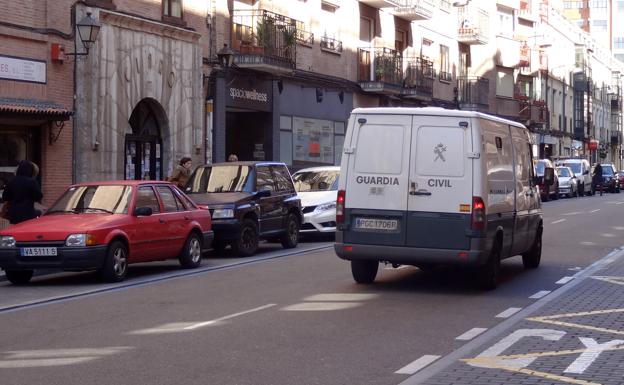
[527,308,624,336]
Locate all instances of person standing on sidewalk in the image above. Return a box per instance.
[167,156,192,189]
[592,163,603,196]
[1,160,43,225]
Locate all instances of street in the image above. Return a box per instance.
[1,194,624,385]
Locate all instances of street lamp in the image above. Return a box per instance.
[217,44,235,69]
[65,12,101,56]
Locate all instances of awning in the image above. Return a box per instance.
[0,97,72,120]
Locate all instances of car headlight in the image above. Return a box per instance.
[0,236,16,248]
[212,208,235,219]
[65,234,96,247]
[314,202,336,213]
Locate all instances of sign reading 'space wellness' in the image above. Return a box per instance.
[225,75,272,112]
[0,55,46,84]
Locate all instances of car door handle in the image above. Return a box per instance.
[410,190,432,196]
[184,216,190,220]
[159,218,166,224]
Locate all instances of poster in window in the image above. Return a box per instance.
[293,117,335,164]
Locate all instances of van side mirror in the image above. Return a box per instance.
[543,167,555,186]
[134,207,153,216]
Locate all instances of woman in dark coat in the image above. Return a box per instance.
[1,160,43,224]
[592,163,603,196]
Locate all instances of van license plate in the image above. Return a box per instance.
[354,218,398,231]
[20,247,58,257]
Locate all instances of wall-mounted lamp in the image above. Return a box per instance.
[217,44,235,68]
[65,12,101,57]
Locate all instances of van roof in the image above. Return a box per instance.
[351,107,526,129]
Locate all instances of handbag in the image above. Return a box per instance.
[0,201,10,220]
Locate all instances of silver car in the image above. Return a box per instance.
[556,166,578,198]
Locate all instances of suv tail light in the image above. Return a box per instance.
[471,196,486,231]
[336,190,346,224]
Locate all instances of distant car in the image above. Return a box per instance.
[0,181,213,284]
[558,158,592,196]
[600,163,621,193]
[184,162,302,256]
[292,166,340,234]
[616,171,624,191]
[556,166,578,198]
[536,159,559,201]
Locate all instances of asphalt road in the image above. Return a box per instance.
[1,193,623,385]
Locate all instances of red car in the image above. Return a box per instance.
[0,181,213,284]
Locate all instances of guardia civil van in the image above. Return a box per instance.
[334,108,553,289]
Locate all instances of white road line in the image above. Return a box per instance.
[551,219,566,224]
[395,355,441,375]
[568,266,582,271]
[590,209,601,213]
[184,304,276,330]
[556,276,575,285]
[495,307,522,318]
[529,290,551,299]
[563,211,582,216]
[455,328,487,341]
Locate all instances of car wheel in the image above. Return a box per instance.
[280,213,300,249]
[351,260,378,284]
[179,233,202,269]
[522,227,542,269]
[231,219,259,257]
[100,240,128,282]
[478,240,501,290]
[5,270,33,285]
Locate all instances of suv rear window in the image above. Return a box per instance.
[187,165,254,193]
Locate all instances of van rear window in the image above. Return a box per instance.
[415,126,465,177]
[354,125,404,174]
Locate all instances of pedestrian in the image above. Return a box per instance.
[593,163,603,196]
[167,156,192,189]
[228,154,238,162]
[1,160,43,225]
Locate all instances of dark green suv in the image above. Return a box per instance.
[185,162,302,256]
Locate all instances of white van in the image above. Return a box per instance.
[334,108,551,289]
[558,158,592,196]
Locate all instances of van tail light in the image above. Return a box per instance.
[471,196,486,231]
[336,190,346,225]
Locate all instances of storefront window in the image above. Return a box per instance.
[0,131,27,200]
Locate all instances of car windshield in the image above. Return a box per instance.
[563,163,581,174]
[601,165,614,176]
[47,185,132,214]
[187,165,254,193]
[557,168,571,177]
[293,170,339,192]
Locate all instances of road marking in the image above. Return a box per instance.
[580,241,596,246]
[496,307,522,318]
[568,266,582,271]
[602,233,616,237]
[303,293,378,302]
[184,304,276,330]
[281,302,361,311]
[529,290,551,299]
[590,209,600,213]
[592,276,624,286]
[0,347,132,368]
[395,355,440,375]
[563,211,582,216]
[527,308,624,336]
[551,219,566,224]
[556,276,574,284]
[456,328,487,341]
[614,226,624,230]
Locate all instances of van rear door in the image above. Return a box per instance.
[343,114,411,246]
[406,118,473,249]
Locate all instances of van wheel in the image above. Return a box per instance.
[351,260,378,284]
[231,219,258,257]
[179,233,202,269]
[578,183,584,196]
[280,213,300,249]
[100,241,128,282]
[522,227,542,269]
[5,270,33,285]
[478,242,501,290]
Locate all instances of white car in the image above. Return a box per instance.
[556,166,578,197]
[292,166,340,234]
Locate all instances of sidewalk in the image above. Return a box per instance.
[402,246,624,385]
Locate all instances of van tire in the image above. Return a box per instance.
[351,260,378,284]
[522,227,542,269]
[479,241,501,290]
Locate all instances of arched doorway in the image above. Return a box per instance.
[124,99,166,180]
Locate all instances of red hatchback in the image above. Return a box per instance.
[0,181,213,284]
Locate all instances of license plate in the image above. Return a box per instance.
[354,218,399,231]
[20,247,58,257]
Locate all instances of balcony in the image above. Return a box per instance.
[358,48,403,95]
[359,0,401,7]
[393,0,435,21]
[457,6,489,45]
[320,36,343,54]
[518,0,538,21]
[457,76,489,110]
[231,10,299,75]
[402,57,434,100]
[519,43,530,67]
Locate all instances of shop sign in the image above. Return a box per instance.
[226,76,272,112]
[0,55,46,84]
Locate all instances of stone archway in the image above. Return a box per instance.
[124,98,168,180]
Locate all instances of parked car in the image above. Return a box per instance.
[0,181,213,284]
[536,159,560,201]
[616,171,624,190]
[292,166,340,234]
[600,163,621,193]
[184,162,302,256]
[556,166,578,198]
[558,158,592,196]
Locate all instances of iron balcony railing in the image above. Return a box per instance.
[457,76,489,109]
[457,5,489,45]
[357,47,403,85]
[404,57,434,98]
[394,0,435,21]
[320,36,343,54]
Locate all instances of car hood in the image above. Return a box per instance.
[558,176,573,184]
[298,191,337,207]
[187,192,253,207]
[1,214,127,242]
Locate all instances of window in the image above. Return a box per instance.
[615,37,624,49]
[395,29,406,54]
[619,1,624,11]
[156,186,180,212]
[360,17,373,43]
[256,166,275,192]
[136,186,161,213]
[163,0,182,18]
[439,45,450,82]
[496,67,514,97]
[272,166,294,192]
[322,2,338,40]
[592,20,607,31]
[497,7,514,37]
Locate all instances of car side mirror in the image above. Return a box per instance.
[543,167,555,186]
[134,207,153,216]
[256,190,271,198]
